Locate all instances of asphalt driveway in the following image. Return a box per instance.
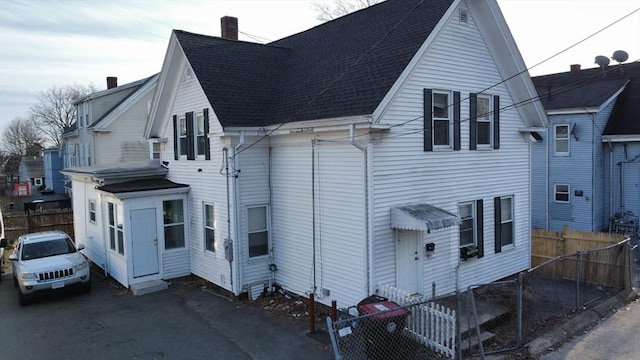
[0,266,333,360]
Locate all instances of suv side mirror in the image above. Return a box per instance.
[0,238,7,248]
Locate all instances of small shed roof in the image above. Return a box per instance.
[391,204,460,232]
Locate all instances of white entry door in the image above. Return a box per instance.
[131,208,159,278]
[396,230,421,294]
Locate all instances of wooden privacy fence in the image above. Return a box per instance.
[532,225,626,264]
[377,284,456,358]
[2,209,74,243]
[531,226,629,288]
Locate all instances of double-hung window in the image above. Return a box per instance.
[424,89,461,151]
[433,91,452,148]
[495,196,514,252]
[173,109,210,161]
[89,200,96,223]
[470,93,500,150]
[248,205,269,258]
[459,199,484,258]
[554,124,570,156]
[476,95,493,147]
[204,203,215,252]
[554,184,570,203]
[459,202,476,248]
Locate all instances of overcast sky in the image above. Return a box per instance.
[0,0,638,131]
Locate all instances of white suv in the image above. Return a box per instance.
[9,230,91,305]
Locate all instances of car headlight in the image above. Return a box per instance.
[20,272,37,280]
[75,261,88,271]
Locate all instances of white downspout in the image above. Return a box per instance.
[545,127,550,229]
[350,124,373,295]
[233,131,245,295]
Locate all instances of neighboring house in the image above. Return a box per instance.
[531,61,640,236]
[43,147,65,194]
[65,0,547,307]
[61,74,159,189]
[18,156,45,196]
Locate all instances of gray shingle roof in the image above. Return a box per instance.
[175,0,454,127]
[532,61,640,136]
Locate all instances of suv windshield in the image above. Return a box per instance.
[22,238,77,260]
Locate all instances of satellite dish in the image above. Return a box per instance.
[595,55,610,67]
[612,50,629,63]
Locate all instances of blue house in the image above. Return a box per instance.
[43,147,65,194]
[531,60,639,238]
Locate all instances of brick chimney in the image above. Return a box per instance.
[221,16,238,40]
[106,76,118,89]
[570,64,581,73]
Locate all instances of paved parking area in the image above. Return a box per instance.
[0,266,332,360]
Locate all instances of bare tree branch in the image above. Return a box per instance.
[0,117,46,156]
[28,83,97,146]
[311,0,384,21]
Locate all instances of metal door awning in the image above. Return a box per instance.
[391,204,460,231]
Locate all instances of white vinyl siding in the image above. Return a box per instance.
[270,135,367,307]
[370,2,531,297]
[164,70,234,293]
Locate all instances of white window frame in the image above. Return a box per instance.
[247,204,270,258]
[554,184,570,203]
[477,94,493,148]
[203,202,215,253]
[33,178,43,186]
[432,90,452,150]
[459,201,476,248]
[89,200,96,224]
[554,124,570,156]
[499,196,514,248]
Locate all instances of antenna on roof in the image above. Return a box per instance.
[595,55,610,77]
[611,50,628,74]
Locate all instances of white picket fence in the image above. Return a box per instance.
[377,284,456,359]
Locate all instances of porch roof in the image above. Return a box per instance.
[390,204,460,232]
[97,179,189,194]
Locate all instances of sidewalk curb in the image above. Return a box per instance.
[526,288,639,357]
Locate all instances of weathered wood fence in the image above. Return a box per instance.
[2,209,74,243]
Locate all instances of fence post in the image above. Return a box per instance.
[576,251,582,310]
[517,272,523,346]
[309,293,315,334]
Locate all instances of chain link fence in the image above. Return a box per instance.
[327,239,633,359]
[521,239,632,342]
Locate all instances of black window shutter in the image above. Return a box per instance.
[493,95,500,149]
[172,115,178,160]
[186,112,195,160]
[424,89,433,152]
[204,108,211,160]
[470,93,477,150]
[494,196,502,253]
[454,91,461,150]
[476,199,484,258]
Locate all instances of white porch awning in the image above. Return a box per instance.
[391,204,460,232]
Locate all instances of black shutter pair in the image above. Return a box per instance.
[470,94,500,150]
[423,89,461,151]
[172,109,210,160]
